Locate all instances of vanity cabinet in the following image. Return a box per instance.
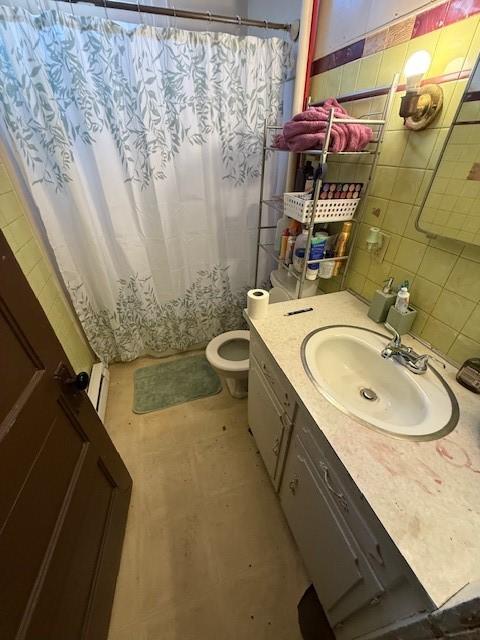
[248,331,433,640]
[280,432,384,628]
[248,333,295,489]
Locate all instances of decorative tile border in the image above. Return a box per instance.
[311,39,364,76]
[312,0,480,76]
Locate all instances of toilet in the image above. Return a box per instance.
[205,282,289,399]
[205,330,250,399]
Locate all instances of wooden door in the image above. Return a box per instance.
[0,230,132,639]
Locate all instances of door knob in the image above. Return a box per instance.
[54,364,90,391]
[69,371,90,391]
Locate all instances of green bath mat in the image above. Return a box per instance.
[133,354,222,414]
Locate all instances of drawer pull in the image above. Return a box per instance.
[272,437,280,456]
[368,544,385,567]
[289,477,299,495]
[280,412,291,430]
[262,363,275,384]
[319,462,348,512]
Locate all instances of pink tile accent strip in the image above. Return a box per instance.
[445,0,480,25]
[412,2,449,38]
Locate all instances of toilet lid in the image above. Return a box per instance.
[206,330,250,373]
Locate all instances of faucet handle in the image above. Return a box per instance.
[384,322,401,347]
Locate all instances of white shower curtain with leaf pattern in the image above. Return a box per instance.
[0,6,292,362]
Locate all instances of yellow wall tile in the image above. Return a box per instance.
[379,130,409,166]
[429,15,479,77]
[0,159,94,373]
[323,68,342,99]
[356,52,382,91]
[421,316,458,353]
[448,333,480,363]
[393,237,427,272]
[431,290,475,330]
[0,164,12,194]
[309,73,325,103]
[339,60,360,95]
[462,304,480,342]
[377,43,408,88]
[308,8,480,363]
[445,257,480,301]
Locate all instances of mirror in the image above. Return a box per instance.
[417,56,480,246]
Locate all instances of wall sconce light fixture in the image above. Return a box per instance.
[399,50,443,130]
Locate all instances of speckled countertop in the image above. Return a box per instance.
[246,290,480,609]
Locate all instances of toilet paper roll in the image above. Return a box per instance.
[247,289,269,320]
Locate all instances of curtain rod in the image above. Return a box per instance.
[63,1,294,34]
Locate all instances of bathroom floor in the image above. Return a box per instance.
[105,350,310,640]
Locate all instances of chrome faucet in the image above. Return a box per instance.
[380,323,430,375]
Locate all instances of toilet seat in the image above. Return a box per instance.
[205,330,249,373]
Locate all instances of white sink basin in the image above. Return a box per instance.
[301,325,459,440]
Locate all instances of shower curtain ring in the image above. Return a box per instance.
[236,15,242,26]
[264,19,269,31]
[103,0,108,19]
[136,0,143,24]
[207,10,212,22]
[68,0,75,16]
[172,4,177,28]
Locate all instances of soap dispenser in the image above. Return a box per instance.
[368,277,396,323]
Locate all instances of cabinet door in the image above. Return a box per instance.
[248,359,288,483]
[280,435,383,628]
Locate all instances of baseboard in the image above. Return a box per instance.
[87,362,110,422]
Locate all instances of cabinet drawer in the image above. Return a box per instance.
[248,359,290,485]
[280,435,383,627]
[249,332,295,420]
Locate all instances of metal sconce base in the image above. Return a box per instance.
[403,84,443,130]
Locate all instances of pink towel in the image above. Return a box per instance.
[273,98,372,153]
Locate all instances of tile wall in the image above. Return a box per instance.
[0,161,94,373]
[311,10,480,364]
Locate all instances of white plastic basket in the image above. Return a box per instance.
[284,192,360,224]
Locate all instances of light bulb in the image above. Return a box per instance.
[404,50,431,91]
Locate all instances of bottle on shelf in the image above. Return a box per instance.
[292,228,309,273]
[306,236,326,280]
[332,221,353,276]
[274,216,289,253]
[294,160,314,192]
[284,235,296,266]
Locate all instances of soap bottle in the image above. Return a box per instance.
[367,277,396,323]
[395,282,410,314]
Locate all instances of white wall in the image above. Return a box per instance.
[247,0,302,40]
[315,0,447,57]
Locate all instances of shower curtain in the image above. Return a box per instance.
[0,6,292,362]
